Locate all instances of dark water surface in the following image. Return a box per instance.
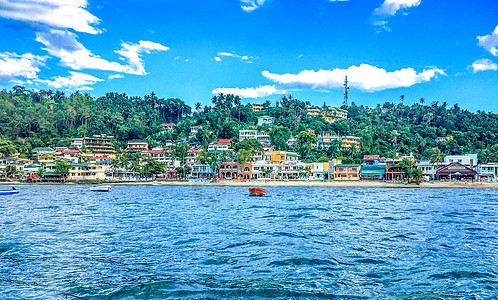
[0,185,497,299]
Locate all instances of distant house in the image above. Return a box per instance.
[321,107,348,123]
[306,107,321,117]
[415,160,437,180]
[317,134,361,151]
[252,103,265,112]
[257,115,274,126]
[189,125,202,137]
[208,139,233,152]
[126,139,148,154]
[161,123,175,131]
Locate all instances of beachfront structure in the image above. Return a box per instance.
[444,154,478,169]
[252,103,265,112]
[219,161,252,180]
[311,162,330,180]
[68,163,108,181]
[83,134,116,159]
[189,164,214,180]
[436,162,477,181]
[334,164,361,181]
[321,107,348,123]
[126,139,149,154]
[415,160,437,180]
[251,161,278,180]
[264,151,299,164]
[385,159,406,181]
[280,161,308,180]
[317,134,361,151]
[33,148,55,165]
[476,163,498,182]
[257,116,274,126]
[359,166,386,180]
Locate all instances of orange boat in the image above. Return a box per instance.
[249,188,267,196]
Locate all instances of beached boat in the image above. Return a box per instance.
[90,185,111,192]
[0,188,19,195]
[249,188,267,196]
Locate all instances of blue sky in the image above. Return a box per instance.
[1,0,497,112]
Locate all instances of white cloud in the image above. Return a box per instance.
[37,71,103,90]
[36,29,126,72]
[109,74,124,79]
[35,29,168,75]
[373,0,421,16]
[0,0,101,34]
[240,0,266,12]
[212,85,286,98]
[0,52,47,82]
[217,51,258,63]
[477,25,498,56]
[470,59,498,73]
[115,40,169,75]
[371,0,421,31]
[214,57,222,62]
[262,64,445,92]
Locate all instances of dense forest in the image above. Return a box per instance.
[1,86,497,163]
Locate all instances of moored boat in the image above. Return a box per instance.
[249,188,267,196]
[0,187,19,195]
[90,185,111,192]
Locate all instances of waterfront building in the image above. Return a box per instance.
[84,134,116,159]
[189,164,214,179]
[415,160,437,180]
[443,154,478,169]
[311,162,330,180]
[360,155,386,181]
[68,163,108,181]
[334,164,361,181]
[251,161,278,180]
[384,159,406,181]
[476,163,498,182]
[279,161,308,180]
[219,161,240,180]
[251,103,265,112]
[257,115,274,126]
[264,151,299,164]
[436,162,477,181]
[126,139,149,154]
[321,107,348,123]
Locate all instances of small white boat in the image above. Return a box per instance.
[90,185,111,192]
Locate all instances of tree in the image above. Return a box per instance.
[141,159,166,179]
[55,160,71,175]
[236,148,252,164]
[0,139,16,157]
[269,126,291,151]
[234,139,262,152]
[428,147,443,163]
[296,131,318,161]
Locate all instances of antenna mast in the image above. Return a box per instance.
[343,75,349,106]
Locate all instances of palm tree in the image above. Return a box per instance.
[400,95,405,103]
[195,102,201,113]
[429,147,443,163]
[419,98,425,105]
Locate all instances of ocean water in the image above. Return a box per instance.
[0,185,497,299]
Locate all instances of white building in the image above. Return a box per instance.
[444,154,478,169]
[257,116,274,126]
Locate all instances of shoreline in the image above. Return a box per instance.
[2,180,498,189]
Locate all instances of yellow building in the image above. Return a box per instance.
[265,151,300,164]
[126,139,149,154]
[306,107,321,117]
[321,107,348,123]
[252,103,265,112]
[68,163,108,181]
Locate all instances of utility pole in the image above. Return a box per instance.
[343,75,349,106]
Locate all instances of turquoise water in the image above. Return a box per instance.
[0,185,497,299]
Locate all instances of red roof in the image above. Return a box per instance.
[148,150,164,154]
[162,123,175,127]
[213,139,233,144]
[189,149,201,154]
[63,150,81,154]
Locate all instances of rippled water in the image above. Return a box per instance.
[0,185,497,299]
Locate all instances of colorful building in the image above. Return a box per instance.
[334,164,361,180]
